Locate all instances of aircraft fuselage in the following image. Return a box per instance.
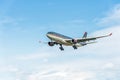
[46,32,83,47]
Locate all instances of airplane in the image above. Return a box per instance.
[40,32,112,51]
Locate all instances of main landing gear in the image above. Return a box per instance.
[59,44,64,51]
[59,44,77,51]
[73,45,77,49]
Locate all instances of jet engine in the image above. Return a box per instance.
[48,42,55,46]
[72,39,78,44]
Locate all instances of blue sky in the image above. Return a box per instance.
[0,0,120,80]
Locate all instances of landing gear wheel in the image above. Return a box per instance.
[73,45,77,49]
[59,46,64,51]
[59,44,64,51]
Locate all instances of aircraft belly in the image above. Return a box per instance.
[51,37,72,46]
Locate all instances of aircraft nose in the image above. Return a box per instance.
[46,33,50,37]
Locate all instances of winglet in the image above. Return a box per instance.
[109,33,112,36]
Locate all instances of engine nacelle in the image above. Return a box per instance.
[80,42,87,46]
[72,39,78,44]
[48,42,55,46]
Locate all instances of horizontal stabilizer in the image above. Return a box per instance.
[86,41,97,44]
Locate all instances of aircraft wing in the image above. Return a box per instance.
[65,33,112,43]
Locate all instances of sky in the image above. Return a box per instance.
[0,0,120,80]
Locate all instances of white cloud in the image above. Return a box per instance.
[89,26,120,55]
[86,4,120,80]
[102,62,115,70]
[97,4,120,26]
[0,65,19,73]
[27,68,95,80]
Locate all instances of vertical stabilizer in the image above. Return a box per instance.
[82,32,87,38]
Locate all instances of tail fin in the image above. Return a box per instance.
[82,32,87,38]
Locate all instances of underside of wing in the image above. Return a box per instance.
[65,33,112,43]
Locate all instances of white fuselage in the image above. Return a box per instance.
[46,32,83,47]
